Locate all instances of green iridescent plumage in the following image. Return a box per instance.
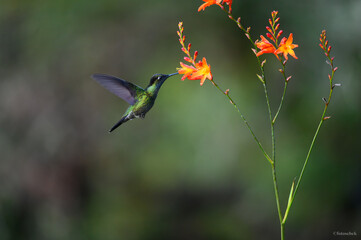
[92,72,178,132]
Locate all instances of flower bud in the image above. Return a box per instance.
[193,51,198,60]
[261,59,267,68]
[275,23,280,31]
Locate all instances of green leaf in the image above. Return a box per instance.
[282,179,295,224]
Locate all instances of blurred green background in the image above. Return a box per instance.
[0,0,360,239]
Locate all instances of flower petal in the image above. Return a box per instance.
[198,0,222,11]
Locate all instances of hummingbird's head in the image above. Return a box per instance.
[148,72,178,88]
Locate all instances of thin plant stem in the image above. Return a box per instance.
[273,81,288,124]
[222,8,285,237]
[272,162,283,224]
[283,87,334,223]
[210,80,273,164]
[273,63,289,124]
[282,48,337,224]
[262,78,283,226]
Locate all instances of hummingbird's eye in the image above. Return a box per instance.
[157,76,161,80]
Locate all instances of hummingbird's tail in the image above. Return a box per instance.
[109,116,129,132]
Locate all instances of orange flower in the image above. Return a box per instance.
[178,62,197,81]
[198,0,222,11]
[177,22,213,86]
[255,11,298,61]
[275,33,298,60]
[256,35,277,57]
[222,0,233,12]
[189,57,213,85]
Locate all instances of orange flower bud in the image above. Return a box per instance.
[266,26,272,33]
[275,23,280,31]
[194,51,198,61]
[184,57,192,63]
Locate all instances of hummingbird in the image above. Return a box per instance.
[91,72,178,132]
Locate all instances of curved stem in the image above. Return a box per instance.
[221,8,285,238]
[211,80,273,164]
[273,81,288,124]
[285,88,333,221]
[282,52,336,224]
[273,61,289,123]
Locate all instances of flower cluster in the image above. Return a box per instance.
[319,30,333,58]
[255,11,298,61]
[198,0,233,13]
[319,30,338,85]
[177,22,213,86]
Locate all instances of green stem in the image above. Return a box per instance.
[285,88,333,220]
[273,80,288,124]
[222,8,285,238]
[211,80,273,164]
[221,8,257,49]
[272,162,283,224]
[282,54,336,224]
[265,80,283,233]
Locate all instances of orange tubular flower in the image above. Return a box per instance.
[255,11,298,61]
[177,22,213,86]
[178,62,197,81]
[222,0,233,12]
[275,33,298,60]
[189,57,213,85]
[198,0,222,11]
[255,35,277,57]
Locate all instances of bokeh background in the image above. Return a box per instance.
[1,0,360,239]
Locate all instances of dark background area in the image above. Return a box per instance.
[0,0,360,239]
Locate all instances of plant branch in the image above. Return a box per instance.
[283,45,337,224]
[210,80,273,164]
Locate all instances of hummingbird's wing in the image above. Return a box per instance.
[91,74,143,105]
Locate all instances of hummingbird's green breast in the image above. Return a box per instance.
[131,92,156,117]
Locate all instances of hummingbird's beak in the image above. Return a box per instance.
[167,72,179,77]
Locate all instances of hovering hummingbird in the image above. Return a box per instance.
[92,72,178,132]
